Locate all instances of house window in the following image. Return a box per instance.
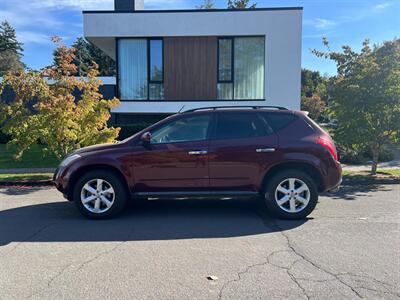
[217,38,234,100]
[118,38,164,100]
[218,38,233,82]
[217,36,265,100]
[118,39,148,100]
[149,39,164,100]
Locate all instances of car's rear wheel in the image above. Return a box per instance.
[264,170,318,219]
[73,170,127,219]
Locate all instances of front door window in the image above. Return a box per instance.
[151,114,211,144]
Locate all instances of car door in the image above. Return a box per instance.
[131,113,213,193]
[208,111,278,191]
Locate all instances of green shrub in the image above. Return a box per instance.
[337,144,395,164]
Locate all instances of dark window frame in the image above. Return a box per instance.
[148,38,164,84]
[217,37,234,83]
[116,37,164,101]
[217,36,265,101]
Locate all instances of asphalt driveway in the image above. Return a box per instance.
[0,180,399,299]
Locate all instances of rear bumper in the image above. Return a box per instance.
[326,177,342,193]
[323,160,342,193]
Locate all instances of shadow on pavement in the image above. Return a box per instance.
[323,177,399,200]
[0,199,306,246]
[0,186,52,196]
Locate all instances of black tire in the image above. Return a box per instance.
[263,170,318,220]
[73,170,128,219]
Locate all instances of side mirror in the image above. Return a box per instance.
[141,132,152,148]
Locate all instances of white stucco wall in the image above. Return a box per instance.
[84,9,302,112]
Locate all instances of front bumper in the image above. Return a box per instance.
[53,167,68,194]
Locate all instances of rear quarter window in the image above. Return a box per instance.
[259,112,297,133]
[215,112,268,139]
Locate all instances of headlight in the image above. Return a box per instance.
[60,154,81,167]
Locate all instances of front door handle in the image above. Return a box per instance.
[188,150,208,155]
[256,148,276,153]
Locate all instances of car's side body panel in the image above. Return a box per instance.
[130,140,209,192]
[53,108,342,201]
[54,144,134,198]
[208,135,279,191]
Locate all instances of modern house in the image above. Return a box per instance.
[83,0,302,125]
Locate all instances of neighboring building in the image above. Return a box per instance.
[85,0,303,124]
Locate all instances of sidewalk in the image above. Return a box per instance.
[342,153,400,172]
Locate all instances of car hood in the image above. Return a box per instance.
[73,142,123,155]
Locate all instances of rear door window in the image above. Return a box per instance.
[215,112,268,140]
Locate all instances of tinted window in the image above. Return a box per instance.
[259,112,296,132]
[216,112,266,140]
[150,39,163,82]
[151,114,211,144]
[218,38,233,82]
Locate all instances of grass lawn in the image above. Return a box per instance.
[0,173,53,182]
[378,169,400,176]
[0,144,59,169]
[343,169,400,177]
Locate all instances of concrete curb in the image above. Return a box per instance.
[0,168,55,174]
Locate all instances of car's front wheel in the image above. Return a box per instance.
[264,170,318,220]
[73,170,127,219]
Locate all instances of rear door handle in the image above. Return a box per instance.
[256,148,276,153]
[188,150,208,155]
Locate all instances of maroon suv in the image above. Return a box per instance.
[54,106,342,220]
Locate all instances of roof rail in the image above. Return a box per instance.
[182,105,288,113]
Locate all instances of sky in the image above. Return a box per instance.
[0,0,399,75]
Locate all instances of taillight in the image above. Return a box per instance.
[317,137,338,161]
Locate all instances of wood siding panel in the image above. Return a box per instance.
[164,37,217,100]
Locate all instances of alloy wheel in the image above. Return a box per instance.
[274,178,310,213]
[80,179,115,214]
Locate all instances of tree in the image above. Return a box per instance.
[0,37,120,160]
[227,0,257,9]
[0,20,24,76]
[72,37,92,76]
[301,94,326,122]
[52,37,116,76]
[196,0,215,9]
[313,38,400,174]
[301,69,329,121]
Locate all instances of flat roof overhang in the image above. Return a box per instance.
[83,7,303,60]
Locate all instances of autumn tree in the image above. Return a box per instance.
[0,37,120,160]
[0,20,24,76]
[313,38,400,174]
[301,69,329,121]
[228,0,257,9]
